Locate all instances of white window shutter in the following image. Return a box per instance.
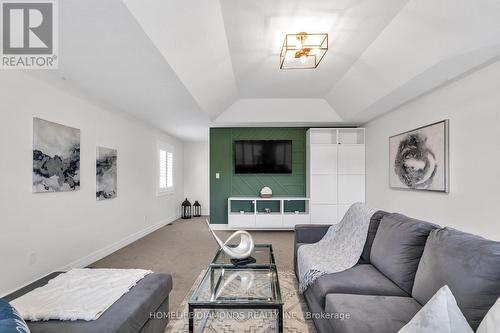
[167,152,173,188]
[159,150,167,189]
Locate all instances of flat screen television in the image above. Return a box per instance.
[234,140,292,174]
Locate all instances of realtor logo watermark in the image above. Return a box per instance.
[1,0,58,69]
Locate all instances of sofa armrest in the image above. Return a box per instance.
[294,224,330,276]
[294,224,330,245]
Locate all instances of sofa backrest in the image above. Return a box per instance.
[370,213,439,294]
[412,227,500,330]
[359,210,389,264]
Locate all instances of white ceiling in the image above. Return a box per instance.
[33,0,500,141]
[219,0,408,98]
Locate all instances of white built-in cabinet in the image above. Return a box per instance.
[227,128,365,229]
[227,197,310,229]
[307,128,365,224]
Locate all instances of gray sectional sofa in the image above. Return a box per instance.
[294,211,500,333]
[5,272,172,333]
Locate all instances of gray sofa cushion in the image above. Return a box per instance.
[9,273,172,333]
[308,264,408,309]
[325,294,421,333]
[360,210,389,264]
[303,287,334,333]
[412,228,500,330]
[370,213,439,294]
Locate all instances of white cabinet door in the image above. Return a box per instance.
[338,145,365,175]
[310,175,338,204]
[310,144,337,174]
[255,214,283,228]
[338,175,365,204]
[311,204,337,224]
[229,214,256,229]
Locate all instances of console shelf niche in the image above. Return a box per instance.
[228,197,310,230]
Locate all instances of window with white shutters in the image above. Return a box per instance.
[158,144,173,195]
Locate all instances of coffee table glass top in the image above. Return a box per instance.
[211,244,275,267]
[190,267,281,305]
[190,244,282,306]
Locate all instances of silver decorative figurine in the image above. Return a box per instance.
[205,219,255,259]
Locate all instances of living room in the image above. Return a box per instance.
[0,0,499,332]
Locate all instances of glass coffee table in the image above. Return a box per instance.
[188,244,283,332]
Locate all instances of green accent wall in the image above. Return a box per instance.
[210,127,307,224]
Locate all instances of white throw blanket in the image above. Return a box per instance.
[11,268,152,321]
[297,203,376,293]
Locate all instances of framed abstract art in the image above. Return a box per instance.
[33,118,81,193]
[96,147,118,200]
[389,120,449,192]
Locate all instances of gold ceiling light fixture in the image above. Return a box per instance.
[280,32,328,69]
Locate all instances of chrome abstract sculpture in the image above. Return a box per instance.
[205,219,255,259]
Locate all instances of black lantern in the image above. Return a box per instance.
[181,198,192,219]
[193,201,201,217]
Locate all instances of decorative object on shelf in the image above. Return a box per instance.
[264,208,271,214]
[181,198,192,219]
[193,200,201,217]
[96,147,117,201]
[260,186,273,198]
[33,118,81,193]
[205,219,254,260]
[280,32,328,69]
[230,256,257,266]
[390,120,449,192]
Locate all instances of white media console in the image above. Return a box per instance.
[226,128,365,230]
[227,197,310,230]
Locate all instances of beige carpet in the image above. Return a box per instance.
[165,270,316,333]
[90,217,296,311]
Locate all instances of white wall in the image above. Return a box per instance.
[183,142,210,216]
[215,99,342,125]
[365,60,500,241]
[0,72,184,296]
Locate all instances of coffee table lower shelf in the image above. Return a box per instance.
[188,303,283,333]
[188,245,283,333]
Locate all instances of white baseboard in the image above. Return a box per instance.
[59,215,180,270]
[1,215,180,298]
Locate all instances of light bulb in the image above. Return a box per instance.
[300,55,308,64]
